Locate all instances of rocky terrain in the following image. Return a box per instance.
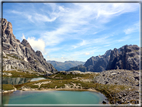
[68,45,141,72]
[106,45,140,70]
[94,70,140,104]
[1,18,57,75]
[94,70,139,87]
[47,60,84,71]
[84,49,111,72]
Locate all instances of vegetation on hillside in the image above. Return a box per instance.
[2,84,15,90]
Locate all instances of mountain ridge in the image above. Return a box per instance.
[1,18,57,74]
[67,45,140,72]
[47,60,85,71]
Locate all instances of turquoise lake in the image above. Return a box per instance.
[3,90,107,104]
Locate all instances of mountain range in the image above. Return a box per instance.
[67,45,141,72]
[47,61,85,71]
[1,19,141,74]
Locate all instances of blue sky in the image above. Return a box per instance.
[3,3,140,62]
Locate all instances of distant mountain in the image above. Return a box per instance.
[67,45,140,72]
[2,18,57,74]
[67,64,87,72]
[47,61,85,71]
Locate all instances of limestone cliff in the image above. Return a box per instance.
[1,18,57,74]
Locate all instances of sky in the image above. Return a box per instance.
[3,2,140,62]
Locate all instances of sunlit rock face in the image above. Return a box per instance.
[1,18,57,74]
[106,45,140,70]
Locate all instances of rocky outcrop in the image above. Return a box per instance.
[68,44,140,72]
[1,18,57,74]
[67,49,111,72]
[94,70,140,104]
[94,70,139,87]
[84,50,111,72]
[106,45,140,70]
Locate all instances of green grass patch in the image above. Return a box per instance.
[2,84,14,90]
[47,72,98,80]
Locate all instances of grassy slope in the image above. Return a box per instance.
[2,84,15,90]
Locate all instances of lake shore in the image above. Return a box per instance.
[16,87,99,92]
[2,88,109,104]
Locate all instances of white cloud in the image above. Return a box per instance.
[45,47,62,53]
[21,33,26,40]
[33,13,57,22]
[11,10,58,23]
[10,3,139,48]
[27,37,45,53]
[117,36,130,42]
[42,29,64,46]
[8,3,139,62]
[40,3,139,48]
[73,40,88,49]
[72,36,111,49]
[85,52,90,55]
[124,22,139,34]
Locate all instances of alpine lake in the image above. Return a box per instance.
[2,73,108,105]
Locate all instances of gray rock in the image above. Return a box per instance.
[68,50,111,72]
[94,70,139,87]
[1,18,57,74]
[106,45,140,70]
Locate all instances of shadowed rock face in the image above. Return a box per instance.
[84,50,111,72]
[67,44,140,72]
[67,49,111,72]
[1,18,57,74]
[106,45,140,70]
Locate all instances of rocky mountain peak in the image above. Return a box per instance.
[36,51,43,58]
[104,49,111,57]
[2,18,13,35]
[21,39,31,48]
[106,44,140,70]
[2,19,57,74]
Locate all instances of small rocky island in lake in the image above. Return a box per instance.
[1,19,141,105]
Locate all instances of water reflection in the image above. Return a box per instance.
[2,77,31,85]
[30,77,46,82]
[2,77,46,85]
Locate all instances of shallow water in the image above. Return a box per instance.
[3,90,107,104]
[2,77,31,85]
[30,77,46,82]
[2,77,46,85]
